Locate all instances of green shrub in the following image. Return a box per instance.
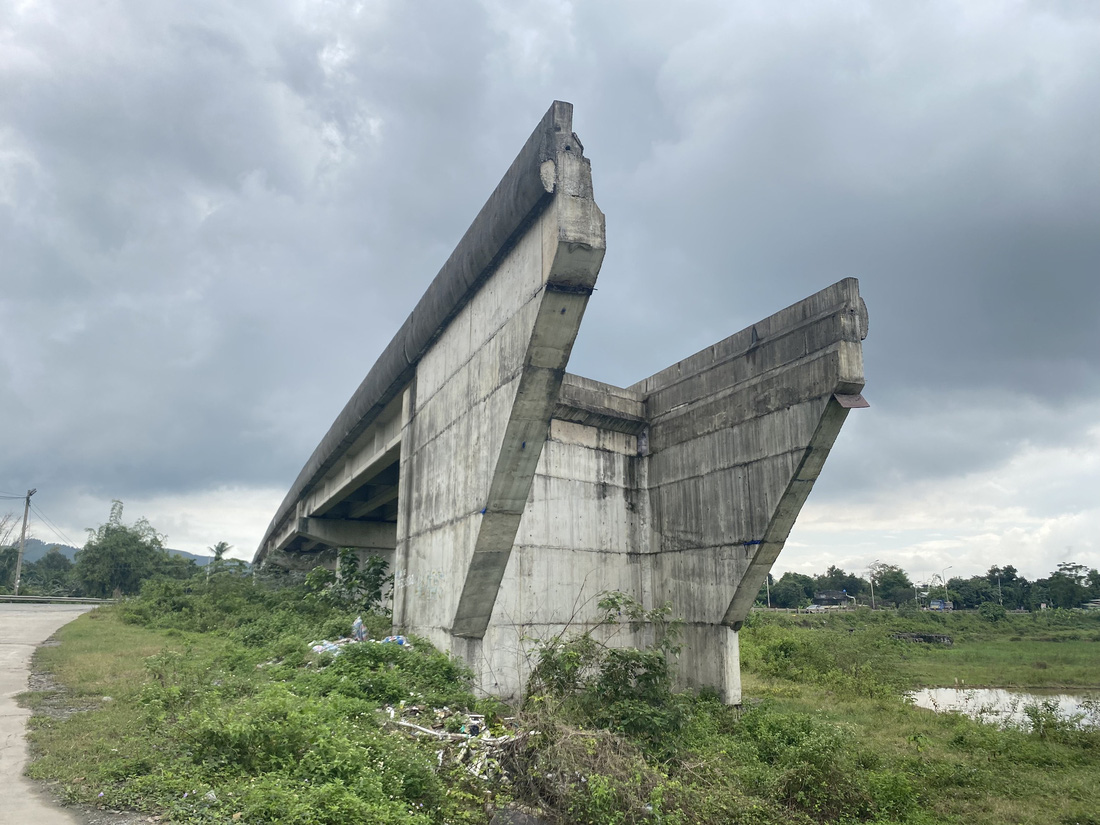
[979,602,1008,623]
[734,702,919,821]
[525,592,687,749]
[300,637,478,709]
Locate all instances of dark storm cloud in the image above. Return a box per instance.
[2,0,507,501]
[2,0,1098,561]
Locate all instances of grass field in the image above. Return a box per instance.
[740,672,1100,825]
[891,638,1100,688]
[19,581,1100,825]
[743,607,1100,690]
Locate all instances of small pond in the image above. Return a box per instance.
[907,687,1100,730]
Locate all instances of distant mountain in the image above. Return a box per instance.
[12,537,213,566]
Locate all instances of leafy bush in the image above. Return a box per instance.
[305,548,393,616]
[978,602,1008,623]
[299,636,478,709]
[526,592,687,748]
[74,500,197,597]
[731,702,920,821]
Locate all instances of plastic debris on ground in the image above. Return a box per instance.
[308,620,414,658]
[381,701,531,783]
[304,620,522,782]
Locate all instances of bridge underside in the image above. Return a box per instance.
[256,102,868,703]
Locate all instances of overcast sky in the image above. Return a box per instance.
[3,0,1098,584]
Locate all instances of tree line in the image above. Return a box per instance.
[759,561,1100,611]
[0,501,236,598]
[5,501,1098,612]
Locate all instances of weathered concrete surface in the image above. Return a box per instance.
[256,101,867,704]
[463,279,867,703]
[0,604,92,825]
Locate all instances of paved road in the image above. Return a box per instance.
[1,604,93,825]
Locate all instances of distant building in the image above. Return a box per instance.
[813,590,849,606]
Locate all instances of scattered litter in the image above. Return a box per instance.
[309,623,415,658]
[379,705,527,782]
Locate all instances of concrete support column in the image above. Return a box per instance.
[719,625,742,705]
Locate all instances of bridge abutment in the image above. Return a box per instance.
[256,102,867,704]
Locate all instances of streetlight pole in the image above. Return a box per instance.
[941,565,952,610]
[13,488,36,596]
[869,559,879,609]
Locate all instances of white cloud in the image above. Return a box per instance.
[783,421,1100,581]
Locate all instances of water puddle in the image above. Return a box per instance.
[908,687,1100,730]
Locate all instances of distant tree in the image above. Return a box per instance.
[985,565,1016,605]
[207,541,232,578]
[159,552,200,582]
[992,565,1031,610]
[1028,578,1052,611]
[1046,562,1090,609]
[73,501,171,598]
[813,565,866,598]
[0,512,18,548]
[872,563,914,606]
[771,572,814,608]
[948,575,996,609]
[1087,569,1100,599]
[22,547,74,595]
[987,564,1019,587]
[210,541,231,563]
[0,545,18,592]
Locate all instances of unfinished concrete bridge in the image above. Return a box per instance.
[255,101,868,703]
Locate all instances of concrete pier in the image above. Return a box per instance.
[256,101,868,703]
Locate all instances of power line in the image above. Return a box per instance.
[29,502,80,549]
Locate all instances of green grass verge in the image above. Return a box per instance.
[741,673,1100,825]
[742,608,1100,690]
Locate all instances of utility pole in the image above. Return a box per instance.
[13,488,36,596]
[869,559,879,609]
